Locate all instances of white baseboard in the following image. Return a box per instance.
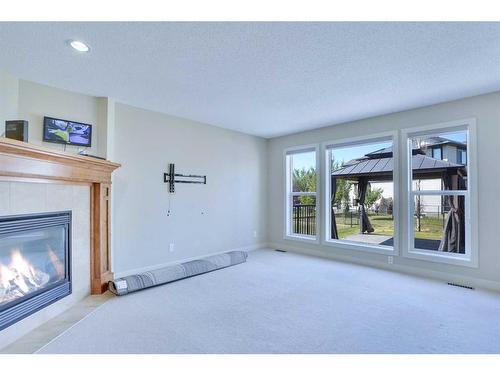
[267,242,500,293]
[113,243,267,279]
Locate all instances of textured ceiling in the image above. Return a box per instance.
[0,22,499,138]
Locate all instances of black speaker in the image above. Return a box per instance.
[5,120,28,142]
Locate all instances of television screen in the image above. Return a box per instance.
[43,117,92,147]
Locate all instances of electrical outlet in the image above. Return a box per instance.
[169,243,175,252]
[388,256,393,265]
[253,230,257,238]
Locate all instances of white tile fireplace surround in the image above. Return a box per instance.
[0,181,91,349]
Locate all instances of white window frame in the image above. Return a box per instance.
[283,144,320,243]
[401,118,478,267]
[322,131,399,256]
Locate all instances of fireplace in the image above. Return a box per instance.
[0,211,71,331]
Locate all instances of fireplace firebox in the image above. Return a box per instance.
[0,211,71,331]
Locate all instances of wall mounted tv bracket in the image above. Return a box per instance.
[163,163,206,193]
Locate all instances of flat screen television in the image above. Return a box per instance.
[43,116,92,147]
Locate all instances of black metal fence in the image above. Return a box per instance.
[292,204,316,235]
[336,210,359,227]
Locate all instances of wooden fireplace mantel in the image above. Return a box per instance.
[0,137,121,294]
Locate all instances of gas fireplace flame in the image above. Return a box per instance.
[47,247,65,279]
[0,248,53,304]
[0,264,16,289]
[10,249,38,293]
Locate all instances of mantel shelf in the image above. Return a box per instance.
[0,137,120,184]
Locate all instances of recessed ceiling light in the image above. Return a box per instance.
[69,40,90,52]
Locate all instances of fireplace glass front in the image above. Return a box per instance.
[0,211,71,330]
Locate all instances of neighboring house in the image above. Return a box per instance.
[419,136,468,165]
[414,136,467,214]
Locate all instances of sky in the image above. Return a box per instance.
[291,151,316,171]
[331,140,392,166]
[290,141,393,171]
[291,141,392,171]
[438,130,467,143]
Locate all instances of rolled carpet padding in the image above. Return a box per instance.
[109,251,248,296]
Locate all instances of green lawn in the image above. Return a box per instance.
[414,215,445,240]
[293,212,445,241]
[337,225,359,239]
[336,213,394,239]
[336,213,444,240]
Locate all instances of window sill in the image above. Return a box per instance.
[404,248,478,268]
[284,234,319,244]
[322,238,396,256]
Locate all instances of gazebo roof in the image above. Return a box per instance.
[332,146,465,180]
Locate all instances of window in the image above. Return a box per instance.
[431,146,442,160]
[285,147,318,240]
[457,148,467,165]
[324,135,396,252]
[281,120,475,267]
[405,124,476,266]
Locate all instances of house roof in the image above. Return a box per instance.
[420,136,467,149]
[363,136,467,159]
[365,145,421,158]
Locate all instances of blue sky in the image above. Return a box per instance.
[433,130,467,143]
[331,141,392,166]
[291,152,316,171]
[291,141,391,171]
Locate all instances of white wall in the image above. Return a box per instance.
[112,103,268,275]
[0,70,19,128]
[268,91,500,289]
